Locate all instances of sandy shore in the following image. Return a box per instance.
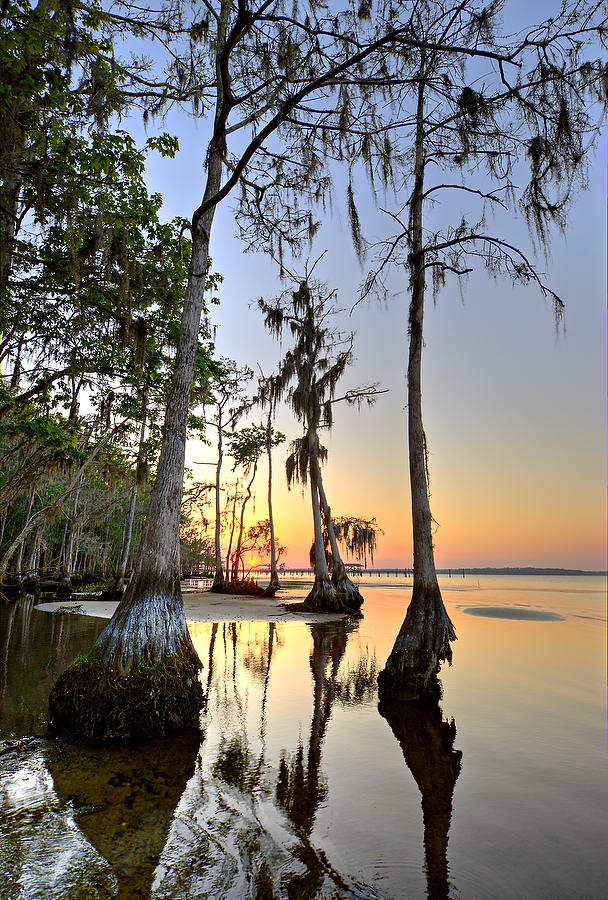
[34,590,346,624]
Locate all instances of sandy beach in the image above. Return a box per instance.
[34,589,346,623]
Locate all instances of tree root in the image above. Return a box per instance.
[49,654,203,742]
[209,578,272,597]
[378,583,456,702]
[332,574,364,616]
[300,576,363,616]
[302,576,340,612]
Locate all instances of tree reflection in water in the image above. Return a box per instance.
[154,618,381,899]
[275,622,347,897]
[0,595,104,735]
[2,600,460,898]
[379,700,462,900]
[1,597,201,898]
[48,733,201,899]
[275,620,380,898]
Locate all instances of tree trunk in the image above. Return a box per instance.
[313,448,363,614]
[266,408,280,594]
[379,75,456,702]
[15,490,34,579]
[231,460,257,583]
[49,0,233,738]
[0,117,25,305]
[9,337,23,391]
[100,508,112,578]
[63,478,82,577]
[27,525,42,574]
[224,485,238,583]
[56,518,69,575]
[116,483,137,585]
[106,400,147,598]
[212,408,225,590]
[304,433,339,611]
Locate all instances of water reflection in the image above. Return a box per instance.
[276,620,375,833]
[1,577,606,898]
[0,596,104,738]
[1,599,201,898]
[154,619,381,899]
[274,622,349,897]
[0,738,118,897]
[379,701,462,899]
[48,734,200,899]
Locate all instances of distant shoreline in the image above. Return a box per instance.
[436,567,607,576]
[276,566,607,576]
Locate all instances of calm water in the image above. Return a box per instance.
[1,575,606,898]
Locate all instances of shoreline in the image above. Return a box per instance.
[34,590,347,624]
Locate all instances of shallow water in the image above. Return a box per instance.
[1,575,606,898]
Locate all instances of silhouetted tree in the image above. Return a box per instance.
[374,1,607,700]
[259,276,383,612]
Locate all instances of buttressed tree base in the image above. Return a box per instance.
[49,577,204,742]
[49,653,203,743]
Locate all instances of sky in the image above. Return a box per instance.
[125,5,607,571]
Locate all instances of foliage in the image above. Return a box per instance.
[227,425,269,473]
[242,519,287,573]
[353,2,607,312]
[333,516,383,568]
[260,273,381,609]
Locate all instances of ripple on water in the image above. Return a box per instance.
[0,741,117,898]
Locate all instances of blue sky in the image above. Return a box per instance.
[122,5,607,569]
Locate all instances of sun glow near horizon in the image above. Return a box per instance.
[184,120,606,577]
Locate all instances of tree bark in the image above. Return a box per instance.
[212,407,225,590]
[14,490,34,578]
[224,484,238,583]
[231,460,257,582]
[304,431,339,611]
[27,525,42,574]
[266,408,280,593]
[106,398,148,597]
[312,443,363,614]
[56,518,69,575]
[117,482,137,585]
[100,509,112,578]
[379,73,456,702]
[9,337,23,391]
[49,1,233,740]
[0,119,24,304]
[63,477,82,577]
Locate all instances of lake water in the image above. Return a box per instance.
[1,574,606,898]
